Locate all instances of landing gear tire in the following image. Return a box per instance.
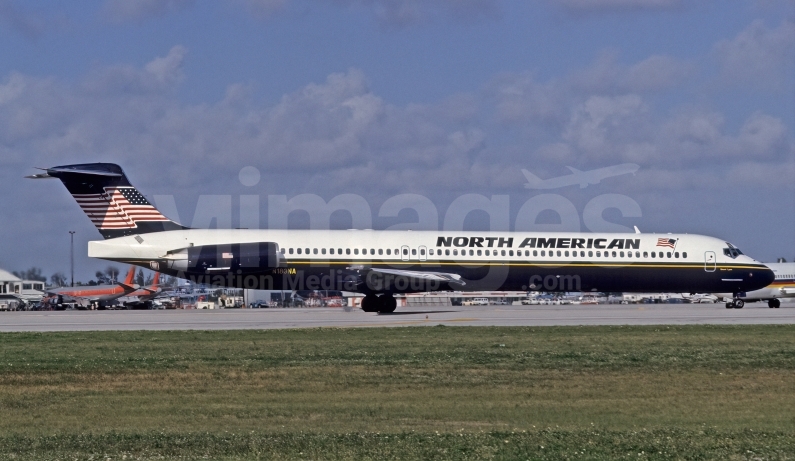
[734,299,744,309]
[361,295,379,313]
[725,302,735,309]
[378,296,397,314]
[768,299,781,309]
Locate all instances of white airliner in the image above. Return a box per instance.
[522,163,639,189]
[29,163,773,313]
[715,262,795,309]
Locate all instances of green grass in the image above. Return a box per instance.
[0,325,793,460]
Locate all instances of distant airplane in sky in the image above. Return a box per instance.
[522,163,640,190]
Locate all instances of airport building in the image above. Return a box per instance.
[0,268,46,310]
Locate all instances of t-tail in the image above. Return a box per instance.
[27,163,186,239]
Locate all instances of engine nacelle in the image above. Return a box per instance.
[169,242,283,275]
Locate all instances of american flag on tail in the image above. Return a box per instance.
[73,187,170,230]
[656,238,677,249]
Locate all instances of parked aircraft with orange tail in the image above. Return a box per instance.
[46,266,138,309]
[118,272,163,309]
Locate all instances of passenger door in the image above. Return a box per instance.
[418,245,427,262]
[704,251,716,272]
[401,245,410,262]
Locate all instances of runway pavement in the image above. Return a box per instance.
[1,301,793,332]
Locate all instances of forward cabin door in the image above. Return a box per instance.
[704,251,716,272]
[418,245,427,262]
[401,245,410,262]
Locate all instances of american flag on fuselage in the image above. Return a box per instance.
[656,238,677,249]
[72,187,169,230]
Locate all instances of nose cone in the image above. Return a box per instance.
[748,266,775,291]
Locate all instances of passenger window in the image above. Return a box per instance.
[596,251,601,257]
[420,249,425,256]
[305,248,310,255]
[412,249,417,256]
[346,248,351,255]
[540,250,545,256]
[403,248,408,255]
[533,250,538,257]
[330,248,334,255]
[501,250,506,256]
[379,249,383,255]
[556,250,561,257]
[611,251,616,257]
[477,249,482,256]
[428,249,433,255]
[659,252,664,258]
[453,249,458,256]
[467,249,472,256]
[297,248,302,254]
[682,252,687,258]
[651,252,655,258]
[289,248,294,254]
[321,248,326,255]
[387,249,391,255]
[643,252,648,258]
[485,250,490,256]
[620,251,624,257]
[508,250,513,256]
[445,249,450,256]
[674,252,679,258]
[588,251,593,257]
[354,249,359,255]
[636,251,640,258]
[667,252,671,258]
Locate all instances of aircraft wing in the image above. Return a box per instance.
[351,267,466,293]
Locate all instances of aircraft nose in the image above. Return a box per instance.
[750,266,775,291]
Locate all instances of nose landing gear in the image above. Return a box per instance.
[725,297,745,309]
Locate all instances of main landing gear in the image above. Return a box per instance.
[768,299,781,309]
[360,294,397,314]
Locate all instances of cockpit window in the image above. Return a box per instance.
[723,242,744,259]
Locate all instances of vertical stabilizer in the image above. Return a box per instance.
[28,163,186,239]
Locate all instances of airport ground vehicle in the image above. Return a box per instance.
[462,298,489,306]
[30,163,775,314]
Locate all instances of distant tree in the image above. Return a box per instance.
[50,272,67,287]
[135,269,145,286]
[95,271,109,284]
[13,267,47,282]
[104,266,120,283]
[144,273,154,286]
[160,274,178,289]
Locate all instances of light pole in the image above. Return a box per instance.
[69,231,75,287]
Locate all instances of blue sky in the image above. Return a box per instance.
[0,0,793,282]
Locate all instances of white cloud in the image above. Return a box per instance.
[570,51,693,93]
[82,45,187,95]
[563,94,649,156]
[714,19,795,90]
